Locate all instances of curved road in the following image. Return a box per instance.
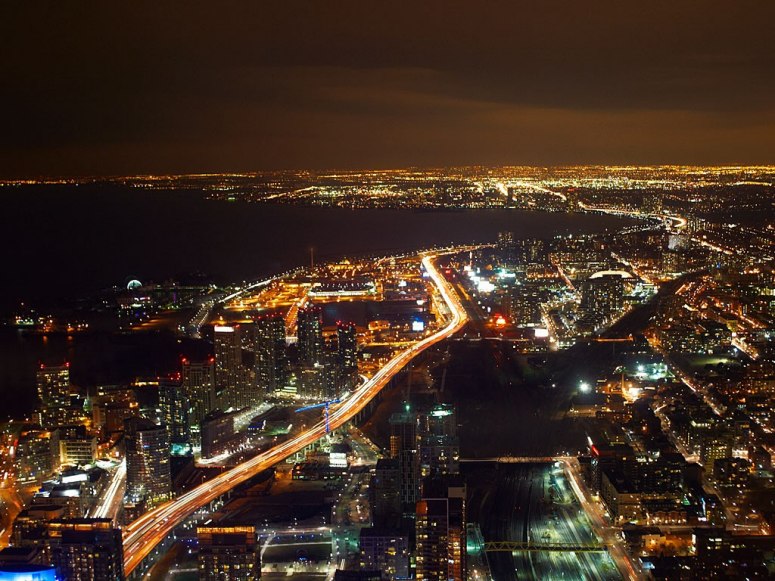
[123,249,471,575]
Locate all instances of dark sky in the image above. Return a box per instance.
[1,1,774,177]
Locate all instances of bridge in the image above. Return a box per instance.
[484,541,607,553]
[460,457,556,463]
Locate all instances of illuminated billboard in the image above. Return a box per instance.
[329,452,348,468]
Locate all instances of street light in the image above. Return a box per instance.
[579,382,591,393]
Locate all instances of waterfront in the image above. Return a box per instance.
[0,185,630,417]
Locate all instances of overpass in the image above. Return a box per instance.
[484,541,606,553]
[460,457,556,463]
[122,247,475,576]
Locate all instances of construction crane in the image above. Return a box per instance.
[295,399,341,433]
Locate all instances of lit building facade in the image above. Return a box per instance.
[197,525,259,580]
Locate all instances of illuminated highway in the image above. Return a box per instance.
[122,248,472,575]
[91,459,126,521]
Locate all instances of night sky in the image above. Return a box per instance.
[2,1,774,177]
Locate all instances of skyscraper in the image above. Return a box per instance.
[124,417,171,507]
[415,476,467,581]
[214,325,251,409]
[370,458,402,528]
[255,313,289,394]
[197,524,259,580]
[36,363,71,428]
[389,409,419,508]
[159,379,190,446]
[337,321,358,392]
[182,357,216,429]
[419,404,460,478]
[297,306,324,366]
[580,273,625,326]
[47,518,124,581]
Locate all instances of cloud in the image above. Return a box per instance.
[1,0,774,175]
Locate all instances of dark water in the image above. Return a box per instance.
[0,184,632,418]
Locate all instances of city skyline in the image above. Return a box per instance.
[1,2,774,579]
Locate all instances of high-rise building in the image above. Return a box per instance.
[14,429,54,485]
[370,458,401,528]
[197,524,259,580]
[255,314,289,394]
[580,274,625,328]
[415,476,467,581]
[297,306,324,366]
[182,358,216,430]
[36,363,72,428]
[358,528,409,580]
[298,364,326,400]
[389,410,419,508]
[214,325,251,410]
[337,321,358,392]
[124,417,171,507]
[200,410,237,460]
[46,518,124,581]
[419,404,459,478]
[159,379,190,445]
[507,283,545,327]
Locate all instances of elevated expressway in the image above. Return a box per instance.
[123,249,471,575]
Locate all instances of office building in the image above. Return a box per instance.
[55,426,96,468]
[197,524,259,580]
[47,518,124,581]
[124,417,171,506]
[415,477,467,581]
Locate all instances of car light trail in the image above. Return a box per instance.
[122,248,473,575]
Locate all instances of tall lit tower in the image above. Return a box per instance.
[419,403,460,478]
[214,325,245,409]
[389,409,419,508]
[159,379,190,445]
[124,417,171,507]
[297,306,324,366]
[36,363,71,428]
[182,357,216,428]
[415,476,467,581]
[255,314,289,394]
[337,321,358,392]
